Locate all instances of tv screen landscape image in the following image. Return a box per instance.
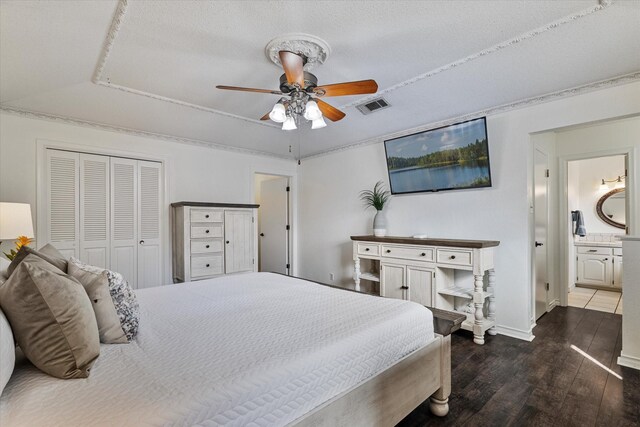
[384,117,492,194]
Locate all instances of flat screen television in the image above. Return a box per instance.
[384,117,491,194]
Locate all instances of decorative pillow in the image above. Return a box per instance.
[6,244,68,277]
[0,255,100,379]
[68,257,139,343]
[0,308,15,396]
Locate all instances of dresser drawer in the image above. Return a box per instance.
[191,254,223,277]
[191,239,223,254]
[436,248,472,266]
[381,245,435,262]
[357,243,380,256]
[190,209,223,223]
[191,225,223,239]
[577,246,612,255]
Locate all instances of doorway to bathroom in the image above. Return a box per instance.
[566,154,627,314]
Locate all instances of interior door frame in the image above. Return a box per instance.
[36,139,170,285]
[558,146,637,307]
[251,168,297,277]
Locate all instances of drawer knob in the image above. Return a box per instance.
[386,249,391,253]
[206,245,210,248]
[603,258,608,261]
[421,252,426,257]
[588,249,597,252]
[205,214,210,218]
[401,286,409,290]
[205,229,210,234]
[226,240,230,244]
[450,255,456,260]
[206,264,210,267]
[365,248,370,251]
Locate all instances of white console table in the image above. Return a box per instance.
[352,235,499,345]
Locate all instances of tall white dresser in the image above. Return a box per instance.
[171,202,259,283]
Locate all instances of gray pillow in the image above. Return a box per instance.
[0,255,100,379]
[68,257,139,343]
[6,244,68,277]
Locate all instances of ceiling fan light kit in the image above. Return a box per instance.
[216,34,379,131]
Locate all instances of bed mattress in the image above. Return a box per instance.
[0,272,434,426]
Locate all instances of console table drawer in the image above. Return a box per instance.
[358,243,380,256]
[191,225,223,238]
[190,209,223,223]
[381,245,435,262]
[191,255,223,277]
[191,239,223,254]
[437,248,472,266]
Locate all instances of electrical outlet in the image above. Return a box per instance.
[329,273,334,281]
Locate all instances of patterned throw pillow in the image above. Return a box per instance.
[68,258,140,343]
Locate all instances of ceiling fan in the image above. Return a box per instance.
[216,50,378,130]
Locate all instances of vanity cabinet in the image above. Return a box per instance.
[575,245,622,289]
[352,235,499,345]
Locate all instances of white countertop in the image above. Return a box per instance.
[574,241,622,248]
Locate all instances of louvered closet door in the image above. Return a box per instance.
[79,154,109,268]
[46,149,79,259]
[224,210,254,274]
[137,161,162,288]
[110,158,138,288]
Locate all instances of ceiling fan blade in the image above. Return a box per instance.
[260,112,270,121]
[216,85,282,95]
[279,51,305,87]
[316,99,346,122]
[314,79,378,97]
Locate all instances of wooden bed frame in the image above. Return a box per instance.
[291,333,451,426]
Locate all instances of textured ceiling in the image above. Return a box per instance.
[1,0,639,159]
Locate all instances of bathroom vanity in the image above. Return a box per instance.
[575,241,622,289]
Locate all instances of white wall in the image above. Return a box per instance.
[570,155,626,234]
[0,113,297,284]
[298,81,640,340]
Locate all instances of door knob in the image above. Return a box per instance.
[535,242,544,247]
[139,240,144,245]
[260,233,265,237]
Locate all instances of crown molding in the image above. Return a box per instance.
[0,105,294,161]
[302,71,640,160]
[339,0,614,110]
[92,0,279,129]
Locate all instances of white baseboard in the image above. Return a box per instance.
[548,299,560,310]
[493,325,535,342]
[617,353,640,371]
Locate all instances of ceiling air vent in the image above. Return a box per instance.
[356,97,391,115]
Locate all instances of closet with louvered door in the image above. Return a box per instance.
[45,149,80,259]
[44,149,162,289]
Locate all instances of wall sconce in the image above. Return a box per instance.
[599,175,625,191]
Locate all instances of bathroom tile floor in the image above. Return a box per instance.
[568,287,622,314]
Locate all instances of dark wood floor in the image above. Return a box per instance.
[398,307,640,427]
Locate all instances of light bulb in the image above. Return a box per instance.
[303,100,322,121]
[311,116,327,129]
[599,179,608,191]
[269,103,287,123]
[282,116,297,130]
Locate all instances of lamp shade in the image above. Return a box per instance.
[0,203,34,240]
[303,100,322,121]
[311,116,327,129]
[269,103,287,123]
[282,116,297,130]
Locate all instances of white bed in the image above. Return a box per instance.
[0,273,446,426]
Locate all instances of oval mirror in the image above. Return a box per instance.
[596,188,625,230]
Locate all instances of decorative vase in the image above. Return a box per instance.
[373,210,387,237]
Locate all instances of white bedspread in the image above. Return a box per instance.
[0,273,434,426]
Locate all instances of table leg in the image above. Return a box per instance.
[487,268,497,336]
[473,274,485,345]
[354,258,361,292]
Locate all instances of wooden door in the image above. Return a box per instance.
[381,263,406,300]
[45,149,79,259]
[577,254,610,287]
[534,148,549,319]
[79,153,109,268]
[224,210,254,274]
[258,177,289,274]
[110,157,138,288]
[137,161,162,288]
[407,266,434,307]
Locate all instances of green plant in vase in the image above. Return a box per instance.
[359,181,391,237]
